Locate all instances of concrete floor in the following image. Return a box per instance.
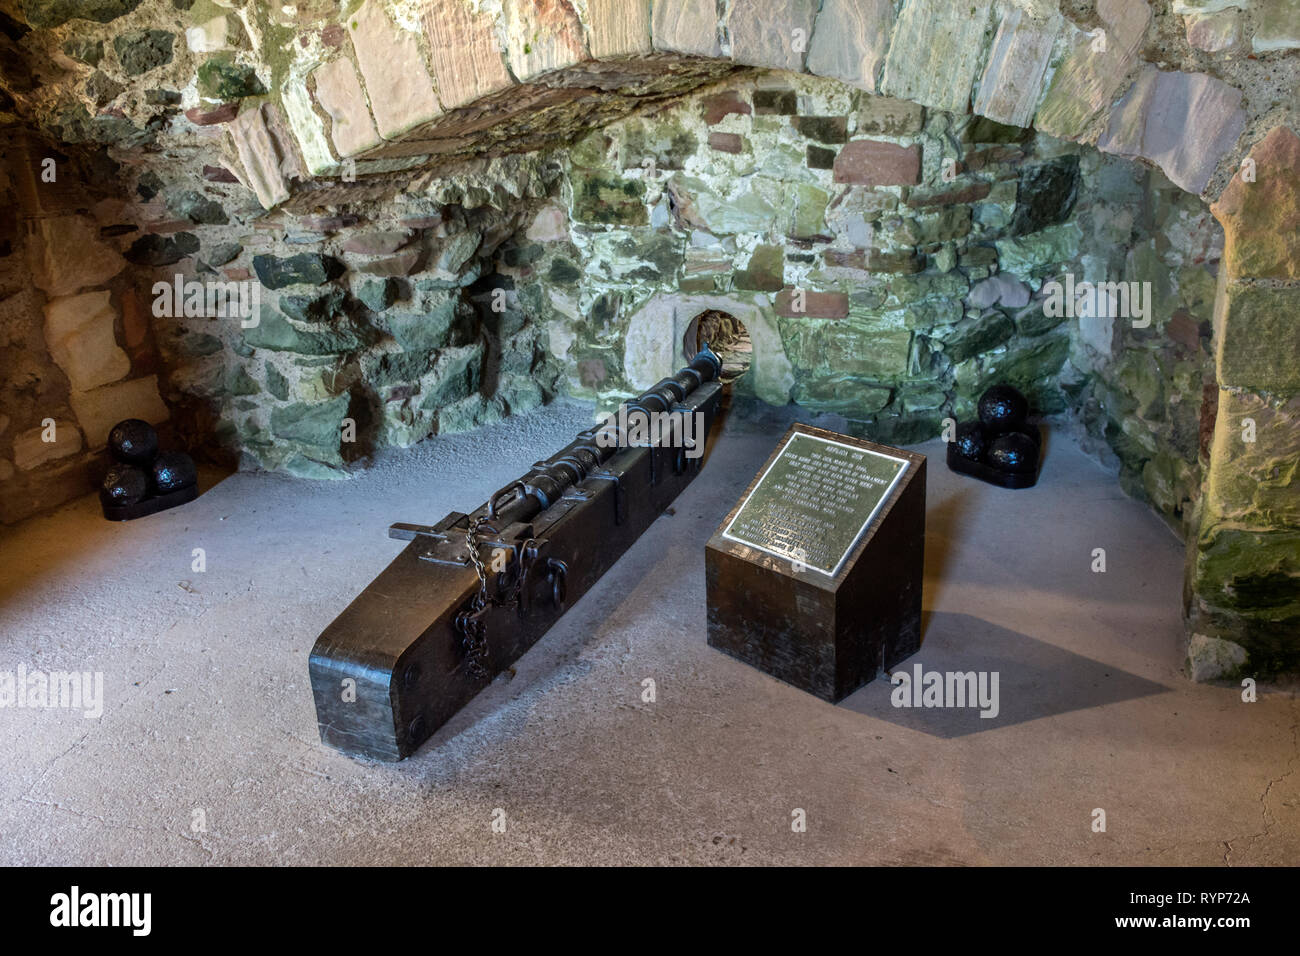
[0,401,1295,866]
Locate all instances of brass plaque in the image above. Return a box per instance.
[721,432,909,576]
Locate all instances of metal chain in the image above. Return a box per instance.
[460,517,535,681]
[461,515,494,680]
[465,514,493,611]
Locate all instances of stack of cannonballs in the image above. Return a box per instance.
[100,419,198,520]
[947,384,1043,489]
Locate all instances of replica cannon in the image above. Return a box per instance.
[310,348,724,760]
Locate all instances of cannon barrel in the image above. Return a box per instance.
[488,346,721,528]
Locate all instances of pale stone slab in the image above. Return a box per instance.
[186,15,232,53]
[526,204,569,242]
[974,7,1060,128]
[1253,0,1300,52]
[70,375,170,449]
[27,216,125,297]
[423,0,514,110]
[44,291,130,393]
[1098,67,1246,195]
[1184,10,1243,52]
[229,103,291,208]
[881,0,994,112]
[1171,0,1249,12]
[312,57,381,158]
[652,0,722,57]
[349,0,441,138]
[281,76,337,176]
[586,0,652,58]
[728,0,818,72]
[12,421,82,472]
[805,0,894,92]
[1186,633,1247,682]
[1035,0,1151,142]
[503,0,587,82]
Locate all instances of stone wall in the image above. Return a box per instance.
[0,131,171,524]
[1066,154,1222,537]
[525,73,1089,447]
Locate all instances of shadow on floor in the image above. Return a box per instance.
[839,611,1170,738]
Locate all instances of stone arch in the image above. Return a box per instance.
[212,0,1262,210]
[622,292,793,406]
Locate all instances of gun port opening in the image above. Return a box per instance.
[684,310,752,390]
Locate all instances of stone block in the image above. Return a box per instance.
[833,140,921,186]
[1035,0,1151,142]
[69,375,170,448]
[652,0,721,57]
[1098,67,1245,196]
[349,1,441,139]
[805,0,894,92]
[27,216,125,297]
[728,0,818,72]
[1185,10,1243,53]
[708,131,744,153]
[1211,126,1300,280]
[994,222,1082,277]
[856,95,924,136]
[423,0,514,109]
[700,91,751,125]
[229,103,291,208]
[775,288,849,319]
[587,0,652,58]
[12,421,82,472]
[1185,633,1248,682]
[44,291,130,392]
[271,393,350,448]
[666,176,775,233]
[1193,526,1300,624]
[974,7,1060,129]
[1213,281,1300,392]
[502,0,587,82]
[1253,0,1300,53]
[820,325,911,378]
[312,57,381,158]
[881,0,993,112]
[1204,388,1300,530]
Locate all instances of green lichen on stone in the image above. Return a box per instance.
[244,308,375,355]
[197,54,267,100]
[265,363,289,400]
[270,393,350,448]
[571,171,647,226]
[113,30,175,77]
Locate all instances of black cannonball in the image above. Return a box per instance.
[108,418,159,465]
[150,451,197,494]
[102,463,149,505]
[954,421,988,461]
[977,384,1029,431]
[986,432,1039,474]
